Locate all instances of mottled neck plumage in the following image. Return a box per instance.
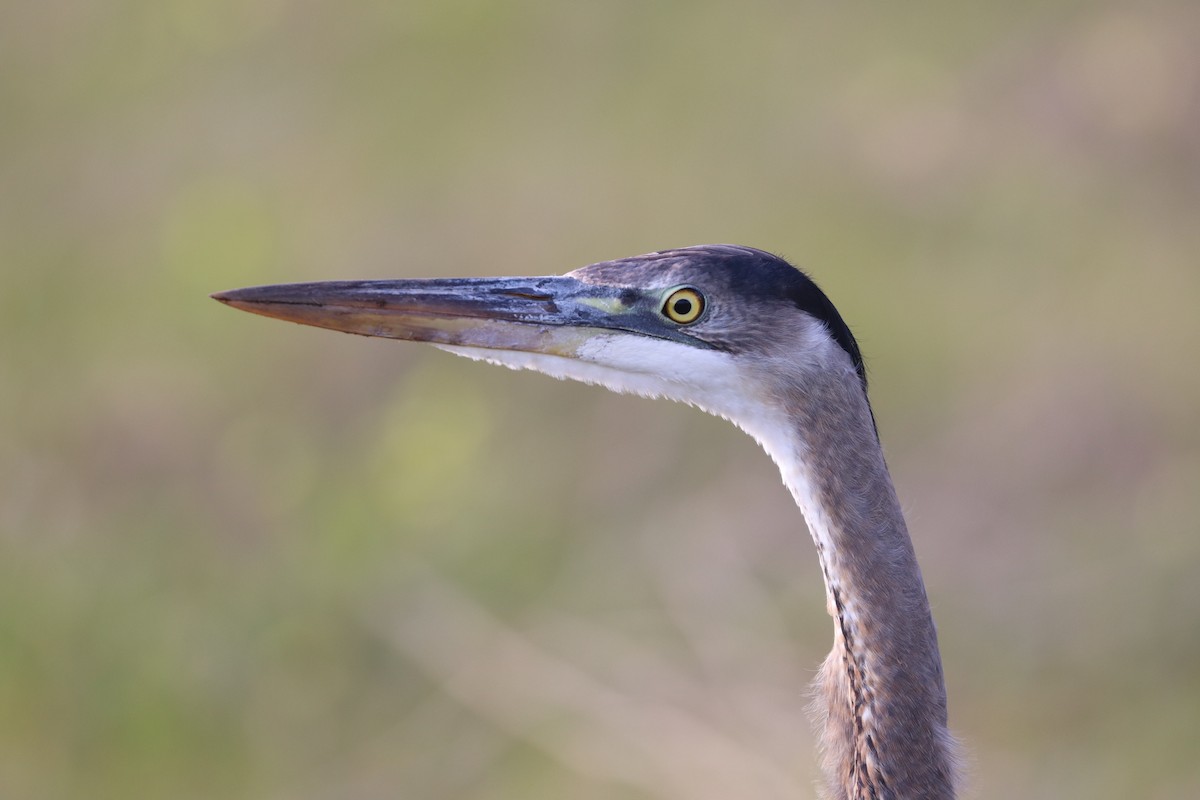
[761,368,956,800]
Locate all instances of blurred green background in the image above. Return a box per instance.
[2,1,1198,798]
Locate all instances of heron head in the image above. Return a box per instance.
[212,245,865,423]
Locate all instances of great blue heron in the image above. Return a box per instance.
[214,244,958,799]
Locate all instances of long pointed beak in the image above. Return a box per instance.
[211,276,634,357]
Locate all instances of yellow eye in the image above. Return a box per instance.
[662,287,705,324]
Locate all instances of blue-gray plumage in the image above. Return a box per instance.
[214,245,958,799]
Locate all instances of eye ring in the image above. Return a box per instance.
[662,287,705,324]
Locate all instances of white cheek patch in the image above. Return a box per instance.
[433,343,683,400]
[436,344,613,384]
[574,334,741,404]
[440,335,748,416]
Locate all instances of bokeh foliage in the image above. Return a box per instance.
[2,1,1198,798]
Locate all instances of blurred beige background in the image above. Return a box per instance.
[2,2,1198,798]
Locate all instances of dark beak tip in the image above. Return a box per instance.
[211,288,260,307]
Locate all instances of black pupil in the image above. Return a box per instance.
[673,297,693,316]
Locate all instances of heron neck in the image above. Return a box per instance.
[749,369,955,799]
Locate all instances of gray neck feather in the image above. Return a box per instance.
[764,368,957,800]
